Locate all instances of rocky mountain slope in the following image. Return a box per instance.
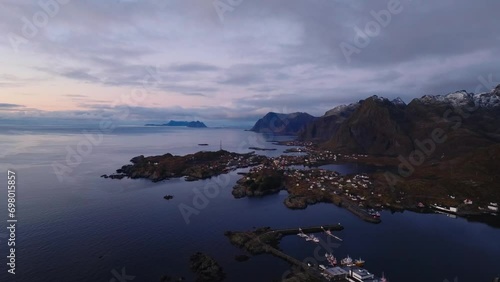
[249,112,316,135]
[303,85,500,157]
[251,85,500,158]
[299,102,360,141]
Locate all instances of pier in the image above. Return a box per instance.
[342,202,382,224]
[226,224,345,281]
[272,224,344,236]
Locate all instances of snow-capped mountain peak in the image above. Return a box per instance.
[392,97,406,106]
[416,86,500,108]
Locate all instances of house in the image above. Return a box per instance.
[324,267,348,280]
[348,267,374,282]
[488,202,498,212]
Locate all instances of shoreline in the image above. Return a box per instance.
[102,143,499,226]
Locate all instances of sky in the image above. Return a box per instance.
[0,0,499,126]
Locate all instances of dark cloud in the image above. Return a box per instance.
[219,73,264,86]
[169,63,219,72]
[62,69,101,83]
[63,94,88,98]
[0,103,24,108]
[1,0,499,122]
[181,92,208,97]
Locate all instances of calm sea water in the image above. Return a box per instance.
[0,125,499,282]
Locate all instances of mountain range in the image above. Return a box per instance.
[251,84,500,159]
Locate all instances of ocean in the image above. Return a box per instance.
[0,124,499,282]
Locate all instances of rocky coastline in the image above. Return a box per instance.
[102,150,266,182]
[103,142,499,224]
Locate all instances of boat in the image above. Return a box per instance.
[355,257,365,267]
[321,226,343,241]
[309,234,320,243]
[324,253,337,266]
[368,209,381,218]
[340,255,353,266]
[198,143,209,146]
[297,228,308,238]
[304,234,318,242]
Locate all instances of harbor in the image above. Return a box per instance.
[225,224,389,282]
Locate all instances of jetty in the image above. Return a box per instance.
[274,224,343,236]
[226,224,344,281]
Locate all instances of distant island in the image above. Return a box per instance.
[145,120,207,128]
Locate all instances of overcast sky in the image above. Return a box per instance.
[1,0,499,126]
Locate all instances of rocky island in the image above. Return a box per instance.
[102,150,267,182]
[145,120,207,128]
[189,252,226,282]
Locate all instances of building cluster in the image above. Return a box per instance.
[281,168,380,209]
[323,266,387,282]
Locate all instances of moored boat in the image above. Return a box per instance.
[341,255,353,266]
[309,234,320,243]
[368,209,381,218]
[321,226,343,241]
[324,253,337,266]
[355,257,365,267]
[297,228,308,238]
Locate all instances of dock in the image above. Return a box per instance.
[342,202,382,223]
[226,224,345,281]
[274,224,343,236]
